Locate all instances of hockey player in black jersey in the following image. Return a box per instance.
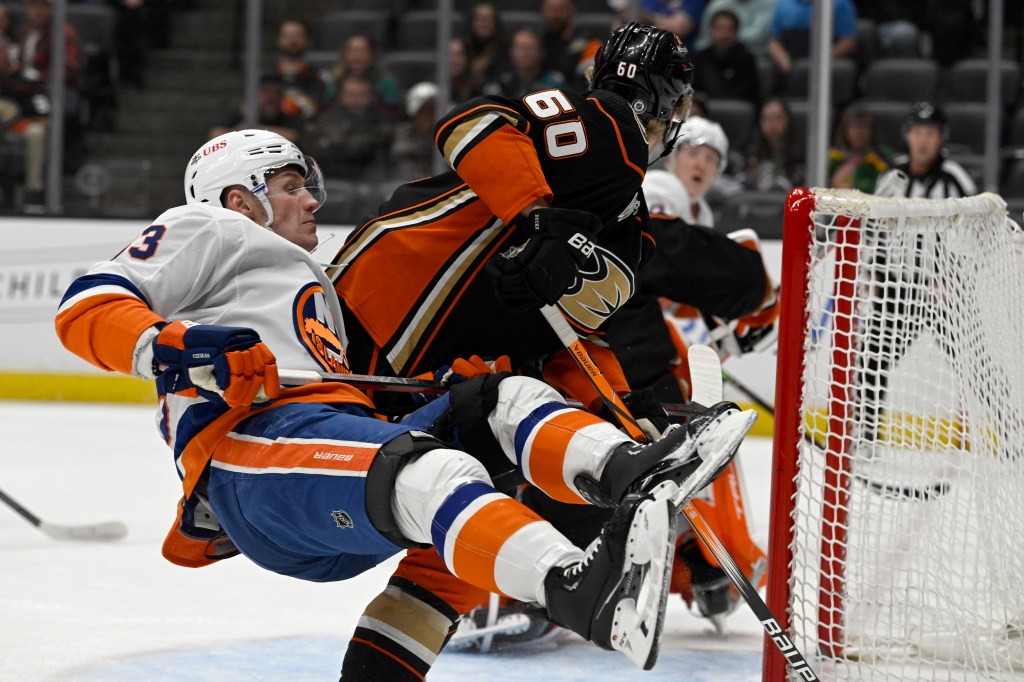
[331,23,741,682]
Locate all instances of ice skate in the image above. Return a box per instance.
[448,598,564,653]
[543,481,679,670]
[579,401,758,509]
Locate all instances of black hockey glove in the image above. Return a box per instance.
[485,207,600,313]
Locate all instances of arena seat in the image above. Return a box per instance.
[862,58,939,103]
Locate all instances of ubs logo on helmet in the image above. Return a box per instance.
[203,140,228,156]
[293,282,348,373]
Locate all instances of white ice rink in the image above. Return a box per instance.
[1,401,775,681]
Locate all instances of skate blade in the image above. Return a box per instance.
[672,409,757,511]
[610,482,678,670]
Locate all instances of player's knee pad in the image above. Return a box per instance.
[392,447,493,545]
[366,430,451,549]
[447,371,524,491]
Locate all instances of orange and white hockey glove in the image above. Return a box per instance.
[434,354,513,385]
[152,320,281,407]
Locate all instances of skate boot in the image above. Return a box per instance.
[576,401,758,508]
[543,481,679,670]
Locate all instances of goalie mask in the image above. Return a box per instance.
[184,129,326,229]
[592,22,694,153]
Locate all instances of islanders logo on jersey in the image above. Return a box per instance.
[292,283,348,373]
[558,245,634,332]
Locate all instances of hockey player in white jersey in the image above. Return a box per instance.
[644,115,729,224]
[55,129,756,675]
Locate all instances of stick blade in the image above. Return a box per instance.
[39,520,128,542]
[687,344,724,406]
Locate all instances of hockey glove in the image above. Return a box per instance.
[152,321,281,408]
[485,208,600,313]
[733,285,779,354]
[434,354,513,385]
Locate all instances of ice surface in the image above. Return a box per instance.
[0,401,774,681]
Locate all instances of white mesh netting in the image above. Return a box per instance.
[783,189,1024,681]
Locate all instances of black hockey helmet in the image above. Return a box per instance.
[592,22,694,126]
[902,101,948,138]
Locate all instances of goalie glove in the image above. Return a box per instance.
[152,321,281,408]
[485,207,600,313]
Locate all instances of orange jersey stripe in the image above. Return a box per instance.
[452,125,553,226]
[55,294,164,374]
[405,234,509,373]
[450,497,542,594]
[212,433,377,475]
[527,409,606,503]
[434,102,526,151]
[178,384,374,497]
[588,97,645,180]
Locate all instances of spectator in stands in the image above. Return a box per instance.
[390,81,437,182]
[881,102,976,199]
[463,3,506,82]
[208,74,303,144]
[482,28,564,99]
[633,0,707,46]
[766,0,857,79]
[450,37,483,104]
[693,0,777,56]
[854,0,923,58]
[327,33,400,121]
[828,105,893,194]
[7,0,84,210]
[691,9,760,106]
[303,74,393,182]
[272,19,326,123]
[540,0,590,86]
[0,33,47,211]
[738,97,804,192]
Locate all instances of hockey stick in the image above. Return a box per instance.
[720,369,950,502]
[538,305,821,681]
[277,368,706,420]
[0,486,127,541]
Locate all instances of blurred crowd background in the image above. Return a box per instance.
[1,0,1023,233]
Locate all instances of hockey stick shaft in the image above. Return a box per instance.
[539,307,820,680]
[0,486,41,526]
[0,486,127,541]
[278,368,705,418]
[539,305,648,441]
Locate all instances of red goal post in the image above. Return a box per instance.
[764,187,1024,681]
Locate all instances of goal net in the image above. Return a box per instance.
[764,188,1024,682]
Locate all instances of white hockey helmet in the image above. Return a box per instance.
[675,116,729,176]
[184,129,325,228]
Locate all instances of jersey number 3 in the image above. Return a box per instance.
[127,224,167,260]
[524,89,589,160]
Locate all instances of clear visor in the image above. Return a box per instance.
[261,155,327,212]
